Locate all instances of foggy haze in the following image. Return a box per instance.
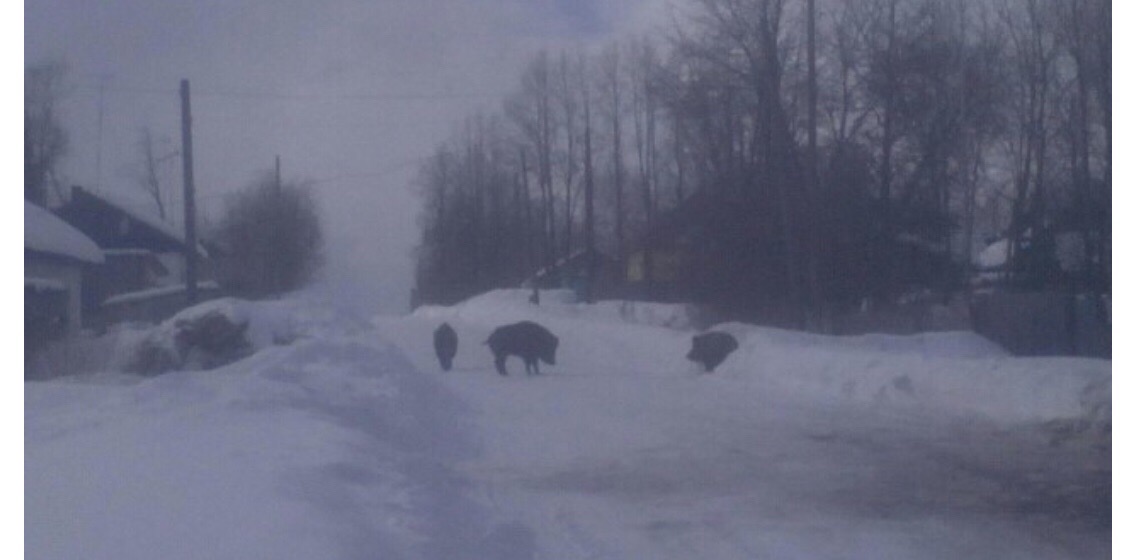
[24,0,673,314]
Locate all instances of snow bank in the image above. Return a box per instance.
[148,296,369,353]
[415,289,1109,429]
[25,301,528,560]
[710,321,1108,427]
[415,289,700,330]
[154,297,365,349]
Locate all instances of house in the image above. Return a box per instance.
[56,185,218,325]
[622,188,718,302]
[25,201,104,350]
[522,249,620,300]
[972,229,1089,290]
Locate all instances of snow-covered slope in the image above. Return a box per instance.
[25,320,515,559]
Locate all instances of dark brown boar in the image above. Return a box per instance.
[486,321,559,376]
[686,331,738,372]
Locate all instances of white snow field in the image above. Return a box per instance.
[26,290,1110,559]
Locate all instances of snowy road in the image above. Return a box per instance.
[374,302,1110,560]
[449,380,1108,559]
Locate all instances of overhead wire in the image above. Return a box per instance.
[70,83,509,101]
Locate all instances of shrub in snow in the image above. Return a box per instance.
[127,307,251,375]
[128,335,183,375]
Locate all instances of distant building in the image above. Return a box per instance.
[622,188,716,303]
[522,249,619,301]
[972,229,1090,290]
[25,201,105,349]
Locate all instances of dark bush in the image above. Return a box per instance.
[212,174,323,298]
[127,309,251,375]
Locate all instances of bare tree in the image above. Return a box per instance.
[599,43,628,275]
[507,51,559,268]
[133,127,179,221]
[997,0,1059,286]
[557,51,581,257]
[629,37,662,296]
[25,60,69,206]
[1055,0,1110,296]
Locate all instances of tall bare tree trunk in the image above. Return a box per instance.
[582,54,597,303]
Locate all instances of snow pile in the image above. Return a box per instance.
[118,297,373,374]
[713,321,1108,427]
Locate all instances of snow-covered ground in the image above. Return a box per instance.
[25,289,1111,559]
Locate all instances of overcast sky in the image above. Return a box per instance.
[24,0,674,314]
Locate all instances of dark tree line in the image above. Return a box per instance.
[413,0,1110,328]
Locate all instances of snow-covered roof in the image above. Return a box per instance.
[101,281,220,306]
[24,201,105,264]
[975,233,1087,272]
[976,239,1009,269]
[85,187,184,244]
[73,186,209,258]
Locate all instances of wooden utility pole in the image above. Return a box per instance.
[180,79,199,305]
[275,155,282,195]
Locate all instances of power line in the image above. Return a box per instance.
[192,158,422,200]
[72,83,509,101]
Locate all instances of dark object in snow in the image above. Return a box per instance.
[434,322,458,371]
[486,321,559,376]
[687,331,738,372]
[129,309,251,375]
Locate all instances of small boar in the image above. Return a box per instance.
[686,331,738,372]
[433,323,458,371]
[486,321,559,376]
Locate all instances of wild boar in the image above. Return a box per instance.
[686,331,738,372]
[486,321,559,376]
[433,322,458,371]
